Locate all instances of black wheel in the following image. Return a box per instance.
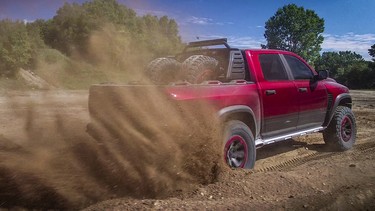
[223,120,256,169]
[145,57,182,84]
[182,55,218,84]
[323,106,357,151]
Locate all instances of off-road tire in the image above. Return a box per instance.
[145,57,182,84]
[223,120,256,169]
[183,55,218,84]
[323,106,357,151]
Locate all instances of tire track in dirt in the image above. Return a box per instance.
[252,141,375,173]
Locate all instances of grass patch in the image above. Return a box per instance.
[0,48,142,90]
[33,48,130,89]
[0,77,32,91]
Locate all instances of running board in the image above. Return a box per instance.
[255,127,324,149]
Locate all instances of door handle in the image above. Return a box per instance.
[266,90,276,95]
[298,88,308,93]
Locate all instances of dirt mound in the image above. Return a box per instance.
[18,69,54,89]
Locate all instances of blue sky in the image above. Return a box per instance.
[1,0,375,59]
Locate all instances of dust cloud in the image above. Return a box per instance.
[0,76,224,209]
[0,19,225,209]
[85,23,158,83]
[89,85,223,187]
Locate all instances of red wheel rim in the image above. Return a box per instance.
[341,116,353,142]
[224,135,248,168]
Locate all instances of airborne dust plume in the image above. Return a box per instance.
[0,26,224,209]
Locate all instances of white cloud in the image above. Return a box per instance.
[227,36,264,49]
[193,33,374,58]
[218,21,234,26]
[322,33,375,60]
[187,16,213,25]
[23,19,34,24]
[186,16,234,26]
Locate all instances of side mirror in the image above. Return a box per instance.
[314,70,329,81]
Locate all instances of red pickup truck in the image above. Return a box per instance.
[88,38,356,169]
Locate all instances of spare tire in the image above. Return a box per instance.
[183,55,219,84]
[145,57,182,84]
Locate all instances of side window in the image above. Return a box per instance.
[259,54,289,81]
[284,55,313,80]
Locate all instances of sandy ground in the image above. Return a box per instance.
[0,90,374,210]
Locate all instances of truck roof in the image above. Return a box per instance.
[186,38,299,56]
[243,49,299,55]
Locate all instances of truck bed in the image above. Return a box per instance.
[87,82,260,141]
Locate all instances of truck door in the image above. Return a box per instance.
[282,54,327,130]
[258,54,299,138]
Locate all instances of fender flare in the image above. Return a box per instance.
[324,93,352,127]
[218,105,260,138]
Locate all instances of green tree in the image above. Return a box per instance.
[40,0,182,73]
[44,0,139,56]
[315,51,364,78]
[44,2,95,55]
[0,20,32,77]
[263,4,324,64]
[135,15,182,57]
[369,44,375,61]
[343,62,370,89]
[316,51,375,89]
[368,44,375,88]
[25,19,47,69]
[43,0,182,58]
[26,19,49,46]
[83,0,136,27]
